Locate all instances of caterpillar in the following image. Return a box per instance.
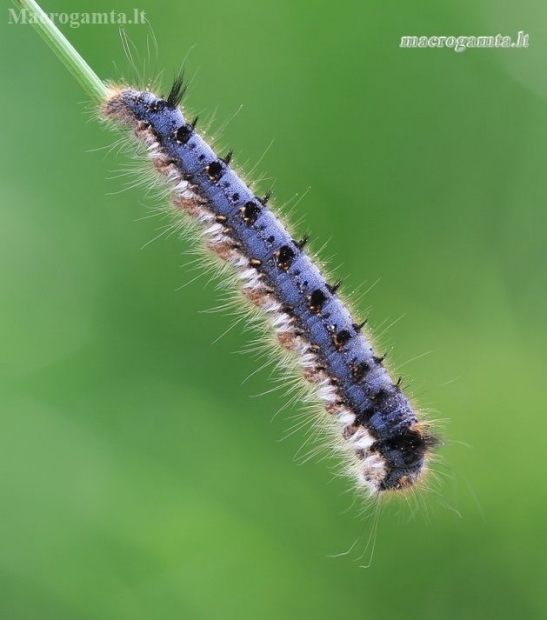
[20,0,440,498]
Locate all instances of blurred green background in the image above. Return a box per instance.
[2,0,547,618]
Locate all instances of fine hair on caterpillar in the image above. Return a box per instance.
[19,0,443,504]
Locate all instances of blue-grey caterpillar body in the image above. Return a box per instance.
[102,81,439,495]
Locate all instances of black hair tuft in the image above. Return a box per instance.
[166,73,187,108]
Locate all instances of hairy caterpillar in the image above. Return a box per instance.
[20,0,440,498]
